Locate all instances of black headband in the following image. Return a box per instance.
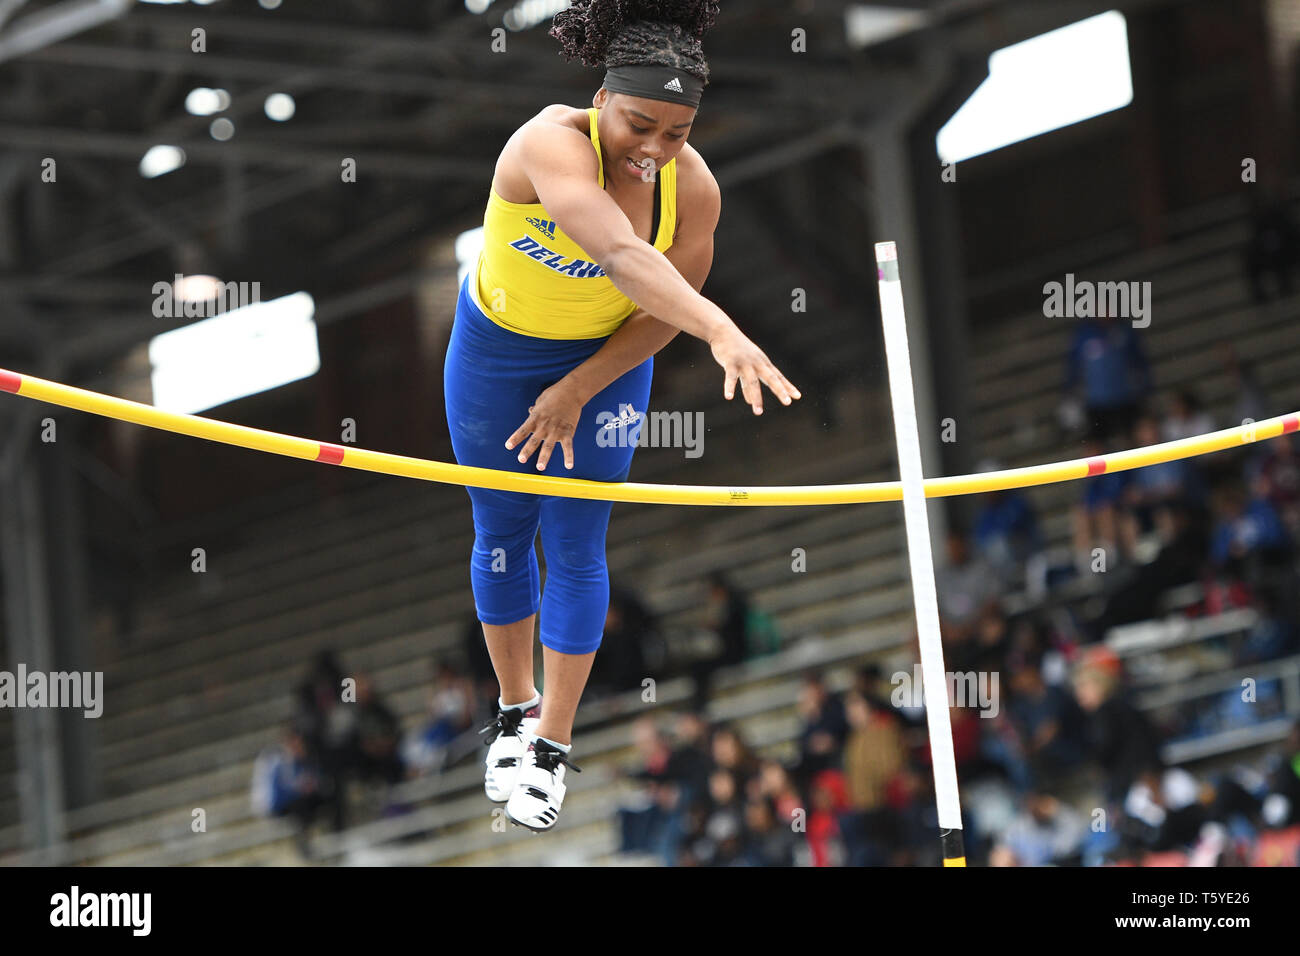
[602,64,704,109]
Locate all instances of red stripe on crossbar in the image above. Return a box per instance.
[1283,415,1299,434]
[316,443,345,465]
[1086,457,1107,477]
[0,370,21,393]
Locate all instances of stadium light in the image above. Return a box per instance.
[138,145,186,178]
[936,10,1133,164]
[456,227,485,288]
[173,274,222,302]
[503,0,567,32]
[185,87,223,116]
[264,93,295,121]
[148,291,320,415]
[844,4,928,49]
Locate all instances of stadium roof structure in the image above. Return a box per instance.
[0,0,1141,385]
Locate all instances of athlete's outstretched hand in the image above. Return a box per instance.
[708,325,801,415]
[505,380,583,472]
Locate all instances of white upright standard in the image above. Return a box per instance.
[875,240,966,866]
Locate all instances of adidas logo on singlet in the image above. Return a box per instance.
[525,216,556,241]
[664,77,683,94]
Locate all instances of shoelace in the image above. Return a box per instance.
[478,707,524,746]
[532,745,582,776]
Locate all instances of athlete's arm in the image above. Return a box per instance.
[520,121,724,343]
[504,178,715,472]
[519,120,799,414]
[561,166,718,404]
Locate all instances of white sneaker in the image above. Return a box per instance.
[480,697,542,803]
[505,737,581,832]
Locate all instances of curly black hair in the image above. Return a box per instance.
[549,0,720,84]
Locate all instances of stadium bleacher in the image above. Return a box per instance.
[2,191,1299,866]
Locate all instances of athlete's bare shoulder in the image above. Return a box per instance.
[674,142,713,189]
[535,103,588,129]
[493,105,592,204]
[672,142,720,233]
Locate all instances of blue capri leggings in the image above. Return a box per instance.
[443,273,652,655]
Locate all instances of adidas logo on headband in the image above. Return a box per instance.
[602,65,702,107]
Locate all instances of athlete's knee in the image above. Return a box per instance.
[542,535,607,578]
[471,532,535,580]
[540,506,611,571]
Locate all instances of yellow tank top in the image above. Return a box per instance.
[473,106,677,340]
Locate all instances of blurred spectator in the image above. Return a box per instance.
[988,843,1020,867]
[1237,592,1298,665]
[292,650,353,826]
[840,691,906,865]
[350,674,405,787]
[1242,190,1300,303]
[968,606,1012,675]
[1071,435,1131,571]
[972,484,1043,590]
[706,570,750,667]
[1086,501,1208,640]
[1121,767,1207,852]
[589,585,657,699]
[1063,310,1152,443]
[793,671,848,790]
[691,769,747,866]
[1006,613,1073,688]
[1261,721,1300,829]
[1071,653,1163,804]
[947,704,985,772]
[250,728,342,851]
[1001,652,1087,791]
[755,759,803,830]
[913,701,984,785]
[741,798,798,866]
[1200,766,1271,842]
[982,650,1086,790]
[293,649,346,750]
[1208,479,1292,586]
[403,660,475,775]
[655,712,713,865]
[665,712,713,806]
[853,663,916,726]
[711,724,760,792]
[689,571,751,710]
[1117,413,1206,558]
[994,792,1088,866]
[1221,346,1271,428]
[1160,388,1216,443]
[881,765,937,867]
[460,612,498,703]
[805,768,850,867]
[617,717,674,856]
[934,528,1004,644]
[744,604,784,660]
[1246,433,1300,540]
